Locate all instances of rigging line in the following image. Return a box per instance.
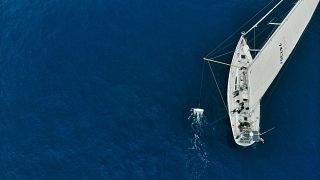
[207,114,228,127]
[219,17,277,56]
[221,23,278,54]
[207,61,228,114]
[272,3,295,23]
[251,1,302,64]
[221,2,289,56]
[250,6,288,48]
[198,60,205,107]
[207,40,238,57]
[247,4,292,52]
[204,58,240,68]
[204,0,277,58]
[247,24,273,46]
[247,26,276,55]
[254,24,278,58]
[260,127,276,135]
[246,2,293,50]
[210,50,234,60]
[244,0,284,35]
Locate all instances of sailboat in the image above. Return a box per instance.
[205,0,319,146]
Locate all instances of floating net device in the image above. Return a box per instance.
[189,108,206,133]
[192,108,204,118]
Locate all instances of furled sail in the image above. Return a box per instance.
[248,0,319,107]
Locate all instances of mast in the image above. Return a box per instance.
[243,0,284,36]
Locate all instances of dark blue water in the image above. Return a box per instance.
[1,0,319,179]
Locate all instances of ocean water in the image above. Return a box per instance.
[0,0,319,179]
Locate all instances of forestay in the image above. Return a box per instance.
[248,0,319,107]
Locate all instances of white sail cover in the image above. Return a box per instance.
[248,0,319,107]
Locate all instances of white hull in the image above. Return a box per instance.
[227,37,261,146]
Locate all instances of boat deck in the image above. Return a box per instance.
[227,36,261,146]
